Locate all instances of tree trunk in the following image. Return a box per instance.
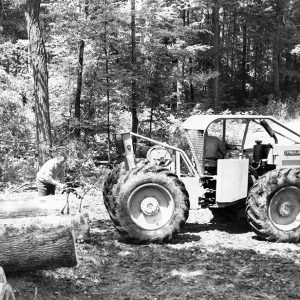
[187,11,194,105]
[190,80,195,104]
[253,41,259,97]
[273,37,280,97]
[241,22,247,104]
[104,0,111,161]
[225,10,230,70]
[25,0,52,166]
[0,226,77,273]
[176,61,184,109]
[75,40,85,137]
[231,7,237,75]
[0,195,71,218]
[188,52,194,103]
[283,52,291,91]
[131,0,138,135]
[0,196,90,241]
[212,3,220,110]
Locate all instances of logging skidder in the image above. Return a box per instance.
[103,115,300,244]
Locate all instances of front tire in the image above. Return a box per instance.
[246,168,300,243]
[107,162,189,243]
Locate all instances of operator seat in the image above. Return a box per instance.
[205,135,227,174]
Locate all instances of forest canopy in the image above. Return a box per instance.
[0,0,299,188]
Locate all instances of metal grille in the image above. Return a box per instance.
[185,129,204,175]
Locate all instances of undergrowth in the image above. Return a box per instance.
[1,94,299,192]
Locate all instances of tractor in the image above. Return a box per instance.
[103,115,300,243]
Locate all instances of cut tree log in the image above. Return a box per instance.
[0,193,89,273]
[0,213,90,242]
[0,194,77,218]
[0,226,77,273]
[0,193,90,242]
[0,267,15,300]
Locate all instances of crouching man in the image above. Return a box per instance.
[36,154,67,196]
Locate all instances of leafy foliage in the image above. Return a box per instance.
[0,93,36,189]
[0,0,300,189]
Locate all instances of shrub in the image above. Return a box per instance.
[261,94,298,121]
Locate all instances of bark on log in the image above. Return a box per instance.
[0,226,77,273]
[0,213,90,242]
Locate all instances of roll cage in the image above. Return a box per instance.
[182,115,300,176]
[120,115,300,178]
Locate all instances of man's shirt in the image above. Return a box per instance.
[36,158,65,186]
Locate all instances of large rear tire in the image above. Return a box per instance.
[103,160,146,222]
[246,168,300,243]
[103,162,126,222]
[106,161,189,243]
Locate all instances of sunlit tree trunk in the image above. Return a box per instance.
[176,61,184,109]
[212,3,220,109]
[149,97,154,138]
[25,0,52,166]
[187,8,195,104]
[131,0,138,134]
[284,52,292,91]
[241,22,247,104]
[75,40,85,137]
[104,0,110,161]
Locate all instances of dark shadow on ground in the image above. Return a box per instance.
[90,218,250,246]
[91,219,203,245]
[183,220,251,234]
[169,233,201,244]
[116,231,202,246]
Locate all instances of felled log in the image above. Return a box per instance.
[0,194,73,218]
[0,193,90,242]
[0,226,77,273]
[0,193,89,272]
[0,213,90,243]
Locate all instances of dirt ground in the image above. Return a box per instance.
[5,190,300,300]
